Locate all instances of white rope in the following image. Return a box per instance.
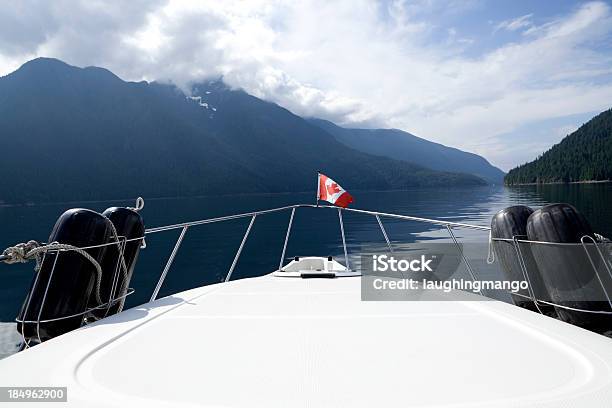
[2,240,104,305]
[129,196,145,212]
[102,196,145,313]
[1,227,135,322]
[105,221,130,314]
[1,200,143,316]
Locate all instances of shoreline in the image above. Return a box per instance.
[0,184,498,208]
[505,180,612,186]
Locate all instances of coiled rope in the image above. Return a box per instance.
[1,240,105,305]
[0,197,145,311]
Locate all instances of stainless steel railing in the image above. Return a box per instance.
[490,235,612,314]
[145,203,490,300]
[6,202,611,343]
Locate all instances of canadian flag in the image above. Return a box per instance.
[317,173,354,208]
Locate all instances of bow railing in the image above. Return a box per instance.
[144,203,490,300]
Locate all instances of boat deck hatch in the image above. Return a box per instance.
[273,256,361,278]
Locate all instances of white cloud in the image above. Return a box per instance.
[0,1,611,170]
[494,14,533,33]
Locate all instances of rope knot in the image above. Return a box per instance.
[1,240,40,264]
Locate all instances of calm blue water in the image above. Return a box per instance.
[1,184,611,321]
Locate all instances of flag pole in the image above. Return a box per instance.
[316,171,320,207]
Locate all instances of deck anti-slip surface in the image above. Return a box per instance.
[1,276,612,407]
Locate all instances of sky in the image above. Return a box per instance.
[1,0,611,171]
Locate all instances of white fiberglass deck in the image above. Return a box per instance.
[1,273,612,407]
[0,275,612,408]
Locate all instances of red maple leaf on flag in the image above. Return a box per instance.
[326,182,341,195]
[317,173,353,208]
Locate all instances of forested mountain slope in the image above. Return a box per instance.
[505,109,612,185]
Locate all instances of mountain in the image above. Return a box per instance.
[308,119,505,184]
[0,58,485,204]
[505,109,612,185]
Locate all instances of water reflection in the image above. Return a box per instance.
[1,183,611,320]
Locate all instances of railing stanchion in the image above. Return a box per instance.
[150,226,188,301]
[279,208,295,271]
[511,237,544,314]
[376,215,393,253]
[338,208,350,270]
[36,252,61,344]
[226,215,257,282]
[580,236,612,309]
[446,225,482,295]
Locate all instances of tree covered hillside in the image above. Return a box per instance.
[505,108,612,185]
